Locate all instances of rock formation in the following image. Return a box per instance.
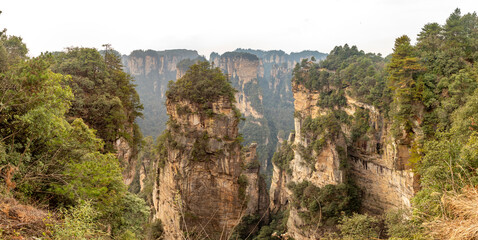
[211,50,327,172]
[152,63,268,239]
[122,49,327,175]
[269,62,417,239]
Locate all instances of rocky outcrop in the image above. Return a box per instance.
[154,97,242,239]
[242,143,270,219]
[153,89,269,239]
[123,48,327,177]
[114,136,135,185]
[269,80,416,239]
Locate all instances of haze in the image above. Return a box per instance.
[1,0,476,57]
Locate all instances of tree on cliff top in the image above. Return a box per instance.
[166,61,237,105]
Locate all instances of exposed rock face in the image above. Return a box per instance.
[211,50,327,172]
[114,136,135,185]
[269,160,289,213]
[153,94,269,239]
[122,49,200,138]
[242,143,270,219]
[211,53,264,119]
[269,81,416,239]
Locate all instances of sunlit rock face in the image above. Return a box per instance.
[269,81,416,239]
[152,92,269,239]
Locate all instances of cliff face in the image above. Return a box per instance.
[211,50,327,172]
[122,49,200,138]
[344,95,416,213]
[152,67,269,239]
[211,53,264,119]
[269,81,416,239]
[154,97,242,239]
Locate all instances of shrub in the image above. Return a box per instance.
[53,201,107,240]
[338,213,380,240]
[287,181,362,226]
[166,61,237,107]
[384,209,422,239]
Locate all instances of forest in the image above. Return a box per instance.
[1,8,478,240]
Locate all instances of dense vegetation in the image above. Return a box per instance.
[52,47,143,153]
[292,44,389,112]
[166,61,237,107]
[0,24,149,238]
[275,8,478,240]
[288,181,362,226]
[406,10,478,230]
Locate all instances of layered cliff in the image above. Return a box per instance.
[211,50,327,172]
[152,62,268,239]
[269,46,417,239]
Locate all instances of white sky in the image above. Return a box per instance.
[1,0,477,58]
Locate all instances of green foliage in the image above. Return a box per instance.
[176,56,207,72]
[292,44,389,111]
[271,140,294,173]
[191,132,211,162]
[387,35,424,139]
[318,89,347,108]
[407,10,478,222]
[221,51,259,61]
[146,220,164,240]
[52,152,126,212]
[287,181,362,226]
[52,47,143,153]
[384,209,423,239]
[253,210,289,240]
[110,192,150,239]
[229,214,262,240]
[166,61,237,107]
[301,111,347,143]
[238,174,248,202]
[53,201,107,240]
[0,32,148,239]
[338,213,381,240]
[351,108,370,143]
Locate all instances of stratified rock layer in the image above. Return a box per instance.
[270,82,416,239]
[153,95,269,239]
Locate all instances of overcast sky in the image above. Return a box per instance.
[1,0,477,58]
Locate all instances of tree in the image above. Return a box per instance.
[52,47,143,153]
[387,35,424,139]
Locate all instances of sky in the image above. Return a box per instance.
[1,0,477,58]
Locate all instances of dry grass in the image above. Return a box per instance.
[0,195,55,239]
[427,187,478,240]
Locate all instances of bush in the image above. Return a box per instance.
[253,210,289,240]
[384,209,422,239]
[166,61,237,107]
[110,192,150,239]
[287,181,362,226]
[338,213,380,240]
[53,201,107,240]
[271,141,294,172]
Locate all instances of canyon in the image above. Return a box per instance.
[122,49,327,173]
[123,48,418,239]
